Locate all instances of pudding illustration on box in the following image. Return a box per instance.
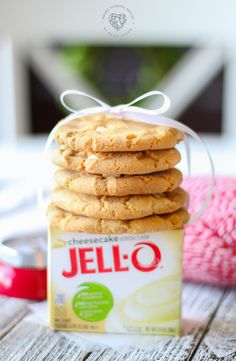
[48,229,183,335]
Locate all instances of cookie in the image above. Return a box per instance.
[47,204,189,234]
[54,168,182,196]
[51,187,188,220]
[54,113,184,152]
[51,147,181,175]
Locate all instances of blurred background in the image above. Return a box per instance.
[0,0,235,235]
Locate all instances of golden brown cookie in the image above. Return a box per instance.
[47,204,189,234]
[54,168,183,196]
[51,187,188,220]
[51,146,181,175]
[54,113,184,152]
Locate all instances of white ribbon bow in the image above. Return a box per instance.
[41,89,215,224]
[60,89,171,116]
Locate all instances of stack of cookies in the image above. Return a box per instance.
[47,113,189,233]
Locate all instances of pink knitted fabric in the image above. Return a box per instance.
[183,176,236,287]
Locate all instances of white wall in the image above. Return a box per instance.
[0,0,235,44]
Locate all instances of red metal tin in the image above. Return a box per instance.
[0,232,47,300]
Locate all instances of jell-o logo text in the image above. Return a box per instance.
[62,242,161,277]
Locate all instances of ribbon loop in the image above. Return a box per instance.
[60,89,110,113]
[121,90,171,115]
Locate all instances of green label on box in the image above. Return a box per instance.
[72,282,114,322]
